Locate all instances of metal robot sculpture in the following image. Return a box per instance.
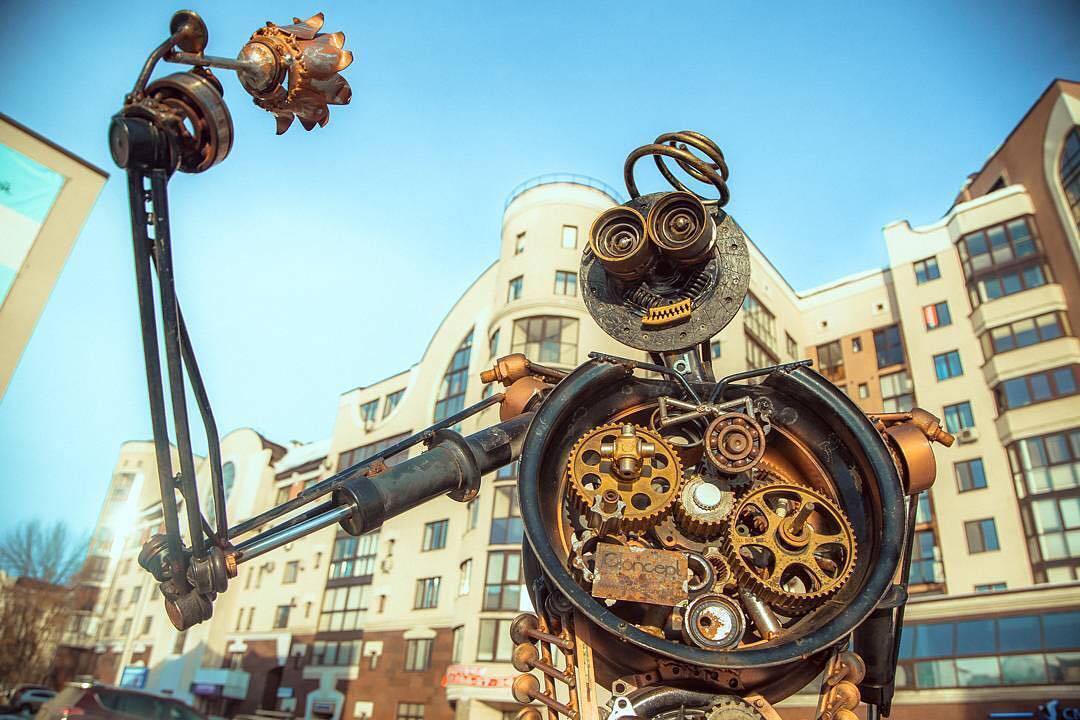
[114,11,953,720]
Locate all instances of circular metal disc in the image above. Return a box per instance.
[581,206,750,353]
[170,10,209,54]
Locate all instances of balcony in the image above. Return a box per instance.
[983,336,1080,387]
[970,283,1067,335]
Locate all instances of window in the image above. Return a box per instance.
[312,640,360,666]
[141,616,153,635]
[273,605,290,629]
[274,485,290,505]
[283,561,299,584]
[916,493,933,524]
[467,497,480,530]
[330,531,378,579]
[561,225,578,249]
[914,256,941,284]
[910,530,942,585]
[434,330,473,423]
[710,339,722,359]
[956,459,988,492]
[896,610,1080,689]
[459,559,472,596]
[397,703,425,720]
[360,399,379,424]
[490,486,523,544]
[553,270,577,296]
[414,577,441,609]
[815,340,844,382]
[995,366,1078,411]
[857,383,869,399]
[318,586,370,631]
[880,370,914,412]
[488,329,500,359]
[1007,428,1080,498]
[383,389,404,418]
[511,316,578,365]
[957,217,1049,307]
[404,638,433,671]
[339,432,412,469]
[130,586,141,605]
[422,520,448,551]
[742,293,776,349]
[746,334,778,370]
[507,275,523,301]
[974,583,1006,593]
[873,325,905,368]
[786,333,798,359]
[933,350,964,380]
[113,589,123,607]
[965,518,1000,553]
[452,626,465,664]
[851,337,863,353]
[943,402,975,433]
[221,461,235,501]
[514,231,525,255]
[1062,127,1080,229]
[1027,496,1080,567]
[981,312,1069,359]
[477,618,513,662]
[923,301,952,330]
[484,551,522,611]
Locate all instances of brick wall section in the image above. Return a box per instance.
[340,628,456,720]
[232,639,284,716]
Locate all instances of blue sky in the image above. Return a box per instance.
[1,1,1077,537]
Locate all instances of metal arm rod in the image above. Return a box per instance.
[127,170,183,567]
[165,51,253,72]
[587,351,702,404]
[148,169,206,558]
[235,505,352,563]
[707,359,814,404]
[226,390,506,538]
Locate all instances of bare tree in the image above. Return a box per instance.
[0,577,74,688]
[0,520,88,585]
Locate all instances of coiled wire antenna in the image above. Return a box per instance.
[624,130,731,206]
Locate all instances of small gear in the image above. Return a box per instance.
[707,697,764,720]
[705,413,766,474]
[723,482,856,615]
[674,474,735,539]
[567,423,683,533]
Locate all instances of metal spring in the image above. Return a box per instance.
[623,264,716,315]
[623,131,731,206]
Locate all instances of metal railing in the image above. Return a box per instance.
[504,173,624,210]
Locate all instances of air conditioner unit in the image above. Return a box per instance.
[956,427,979,444]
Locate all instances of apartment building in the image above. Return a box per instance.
[73,81,1080,720]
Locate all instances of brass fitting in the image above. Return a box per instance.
[481,353,533,386]
[600,424,656,480]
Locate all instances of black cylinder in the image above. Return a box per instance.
[333,413,532,536]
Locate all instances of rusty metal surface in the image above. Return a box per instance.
[591,544,688,606]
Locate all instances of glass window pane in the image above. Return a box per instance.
[998,615,1042,652]
[915,659,956,688]
[914,623,954,658]
[955,619,995,655]
[1000,654,1047,685]
[1053,367,1076,395]
[955,656,1001,687]
[1043,611,1080,650]
[1047,652,1080,684]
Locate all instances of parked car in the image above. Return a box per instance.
[37,685,205,720]
[4,686,49,711]
[10,688,55,715]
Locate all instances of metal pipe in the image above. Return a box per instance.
[165,51,253,72]
[236,505,352,564]
[227,391,505,538]
[738,586,782,641]
[707,359,813,404]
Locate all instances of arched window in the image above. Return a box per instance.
[1061,126,1080,230]
[434,330,473,422]
[222,461,235,499]
[511,316,578,365]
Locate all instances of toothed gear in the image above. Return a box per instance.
[674,474,735,539]
[567,423,683,533]
[706,697,765,720]
[723,481,856,614]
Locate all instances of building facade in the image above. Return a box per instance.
[74,81,1080,720]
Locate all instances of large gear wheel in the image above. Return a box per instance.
[723,482,856,615]
[707,697,765,720]
[568,423,683,533]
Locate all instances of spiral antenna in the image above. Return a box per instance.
[589,206,653,281]
[647,191,716,267]
[624,130,730,206]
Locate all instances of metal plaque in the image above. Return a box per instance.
[591,544,688,606]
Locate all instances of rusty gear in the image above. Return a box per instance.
[568,423,683,533]
[675,474,735,539]
[724,482,856,615]
[705,413,766,474]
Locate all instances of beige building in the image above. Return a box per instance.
[73,81,1080,720]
